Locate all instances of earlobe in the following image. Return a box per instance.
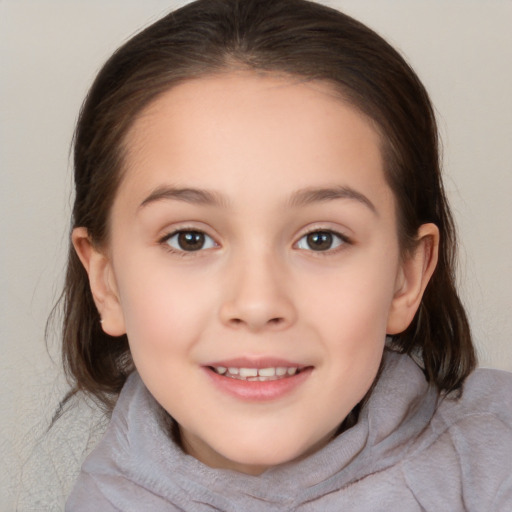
[386,223,439,335]
[72,227,126,337]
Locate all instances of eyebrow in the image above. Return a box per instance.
[289,186,377,215]
[139,186,229,209]
[139,184,377,214]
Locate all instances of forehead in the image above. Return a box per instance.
[118,72,391,212]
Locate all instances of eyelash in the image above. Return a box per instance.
[159,229,218,255]
[158,228,351,256]
[295,229,351,254]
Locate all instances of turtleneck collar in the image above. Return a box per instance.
[74,349,437,509]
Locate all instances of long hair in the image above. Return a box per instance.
[59,0,475,411]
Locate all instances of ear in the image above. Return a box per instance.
[386,223,439,335]
[72,227,126,337]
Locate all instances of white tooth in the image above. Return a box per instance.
[215,366,227,375]
[239,368,258,378]
[287,367,298,376]
[258,368,276,377]
[276,367,287,376]
[228,367,239,375]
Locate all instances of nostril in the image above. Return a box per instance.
[228,316,284,328]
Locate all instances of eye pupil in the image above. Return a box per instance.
[307,231,333,251]
[178,231,205,251]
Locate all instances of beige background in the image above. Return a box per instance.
[1,1,511,509]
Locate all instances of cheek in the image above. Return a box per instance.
[304,258,397,414]
[114,258,217,357]
[302,249,399,337]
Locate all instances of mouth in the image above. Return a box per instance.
[208,365,307,382]
[203,358,313,400]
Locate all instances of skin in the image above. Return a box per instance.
[74,72,438,475]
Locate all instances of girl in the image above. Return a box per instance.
[62,0,512,509]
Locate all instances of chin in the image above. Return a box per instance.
[212,431,332,475]
[220,449,301,475]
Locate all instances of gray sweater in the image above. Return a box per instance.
[66,350,512,511]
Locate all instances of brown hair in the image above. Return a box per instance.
[59,0,475,412]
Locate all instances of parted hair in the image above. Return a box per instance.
[59,0,475,412]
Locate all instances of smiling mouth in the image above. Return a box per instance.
[209,366,308,382]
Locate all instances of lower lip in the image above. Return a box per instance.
[203,367,313,401]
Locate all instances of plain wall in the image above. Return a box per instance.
[1,1,511,509]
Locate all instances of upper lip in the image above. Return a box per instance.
[203,357,308,369]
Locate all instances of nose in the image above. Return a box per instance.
[219,253,297,332]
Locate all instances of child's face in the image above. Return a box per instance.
[88,72,424,474]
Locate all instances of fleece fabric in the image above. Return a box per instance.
[66,350,512,511]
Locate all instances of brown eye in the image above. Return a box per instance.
[165,230,216,252]
[307,231,333,251]
[296,230,347,252]
[178,231,205,251]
